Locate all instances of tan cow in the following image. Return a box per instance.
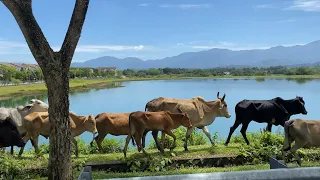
[282,118,320,166]
[144,92,231,151]
[23,111,97,157]
[123,109,192,158]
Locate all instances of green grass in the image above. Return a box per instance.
[0,76,190,99]
[5,142,320,178]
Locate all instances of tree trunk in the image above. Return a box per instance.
[45,57,72,180]
[1,1,90,179]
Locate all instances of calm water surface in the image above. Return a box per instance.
[2,78,320,150]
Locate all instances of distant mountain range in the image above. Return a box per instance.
[71,40,320,70]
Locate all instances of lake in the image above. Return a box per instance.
[2,78,320,151]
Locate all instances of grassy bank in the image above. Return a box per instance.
[2,130,320,179]
[1,74,320,99]
[0,76,191,99]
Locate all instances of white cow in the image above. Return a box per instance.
[0,99,49,155]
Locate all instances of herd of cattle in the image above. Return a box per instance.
[0,92,318,166]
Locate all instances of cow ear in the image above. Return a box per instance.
[22,105,32,112]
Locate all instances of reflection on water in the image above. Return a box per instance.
[285,78,317,84]
[0,94,48,108]
[255,78,265,82]
[0,81,123,108]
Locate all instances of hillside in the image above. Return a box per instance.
[71,40,320,70]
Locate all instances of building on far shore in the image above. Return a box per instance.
[96,67,118,76]
[0,62,39,71]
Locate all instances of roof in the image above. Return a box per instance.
[96,67,117,70]
[0,62,39,69]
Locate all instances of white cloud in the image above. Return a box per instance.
[188,41,307,50]
[253,4,279,9]
[74,45,146,53]
[0,39,29,54]
[159,4,212,9]
[1,38,149,55]
[276,19,298,23]
[284,0,320,12]
[138,3,150,7]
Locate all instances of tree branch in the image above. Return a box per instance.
[1,0,54,69]
[60,0,90,67]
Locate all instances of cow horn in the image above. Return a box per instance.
[222,93,226,101]
[217,92,220,99]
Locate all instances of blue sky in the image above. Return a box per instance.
[1,0,320,63]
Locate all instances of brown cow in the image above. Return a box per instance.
[144,92,231,151]
[90,112,134,152]
[90,112,163,153]
[282,118,320,166]
[123,109,192,158]
[22,111,97,157]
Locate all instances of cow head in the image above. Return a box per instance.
[177,108,192,128]
[216,92,231,118]
[18,99,49,115]
[84,114,98,134]
[0,118,25,148]
[291,96,307,115]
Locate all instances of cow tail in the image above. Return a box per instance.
[283,119,295,151]
[129,112,136,146]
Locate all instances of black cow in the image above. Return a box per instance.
[224,96,307,146]
[0,117,25,149]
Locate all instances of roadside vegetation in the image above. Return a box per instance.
[1,128,320,179]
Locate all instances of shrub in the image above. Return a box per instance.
[148,127,209,149]
[0,153,23,179]
[88,138,125,154]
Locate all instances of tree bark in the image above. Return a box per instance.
[1,0,90,179]
[46,53,73,180]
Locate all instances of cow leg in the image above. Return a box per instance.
[72,138,79,158]
[18,134,31,157]
[10,146,14,155]
[123,135,131,158]
[265,123,272,132]
[201,126,215,145]
[290,139,307,166]
[225,120,242,146]
[32,135,40,155]
[240,123,250,145]
[94,132,107,153]
[141,130,149,148]
[164,130,176,151]
[184,126,194,151]
[152,130,163,153]
[161,131,166,152]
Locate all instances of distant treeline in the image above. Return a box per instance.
[122,66,320,77]
[0,65,320,85]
